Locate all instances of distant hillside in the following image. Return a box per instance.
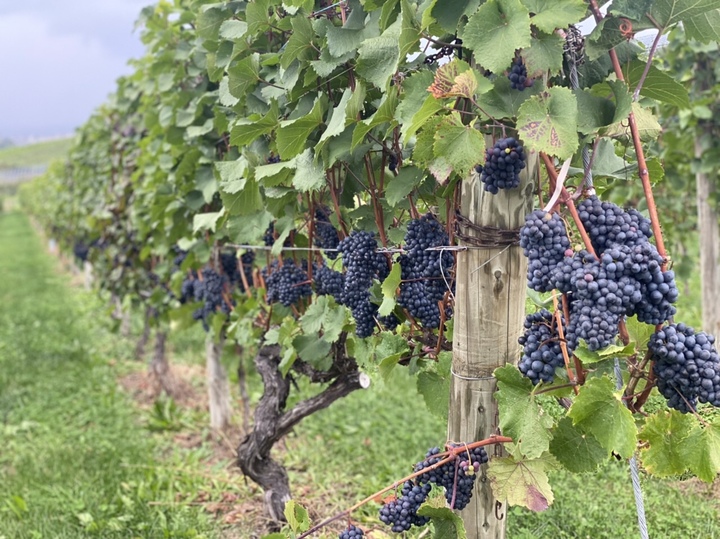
[0,137,74,170]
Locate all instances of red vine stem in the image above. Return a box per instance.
[587,0,668,270]
[296,436,513,538]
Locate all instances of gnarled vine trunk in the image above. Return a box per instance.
[237,342,364,523]
[135,306,152,360]
[206,333,232,431]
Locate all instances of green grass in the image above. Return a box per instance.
[0,138,73,169]
[0,212,220,538]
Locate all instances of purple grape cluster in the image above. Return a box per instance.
[338,525,364,538]
[519,210,572,292]
[577,197,653,253]
[191,269,232,330]
[313,263,345,301]
[263,259,312,307]
[378,481,432,532]
[518,309,566,384]
[650,323,720,412]
[220,250,254,290]
[398,215,454,328]
[73,240,90,262]
[314,207,340,259]
[480,137,526,193]
[337,231,389,338]
[508,56,534,91]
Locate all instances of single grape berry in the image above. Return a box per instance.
[481,137,526,194]
[508,56,534,91]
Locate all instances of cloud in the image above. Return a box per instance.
[0,2,147,140]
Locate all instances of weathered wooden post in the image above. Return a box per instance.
[206,333,232,431]
[447,149,536,537]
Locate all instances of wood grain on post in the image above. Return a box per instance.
[447,149,536,537]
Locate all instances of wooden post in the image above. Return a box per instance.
[206,332,232,431]
[447,150,536,537]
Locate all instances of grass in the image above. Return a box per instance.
[0,212,220,538]
[0,138,73,169]
[1,209,718,539]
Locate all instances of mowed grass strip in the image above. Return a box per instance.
[0,212,218,538]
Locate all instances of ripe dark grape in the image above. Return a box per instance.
[379,481,431,532]
[481,137,526,194]
[650,323,720,412]
[180,274,198,304]
[263,259,312,307]
[263,223,275,246]
[518,310,565,384]
[314,207,340,259]
[388,153,398,172]
[577,196,653,253]
[220,251,241,283]
[519,210,571,292]
[337,231,388,338]
[508,56,534,90]
[338,525,364,539]
[192,269,231,330]
[172,248,188,270]
[73,240,90,262]
[398,215,454,328]
[313,263,345,302]
[267,155,281,163]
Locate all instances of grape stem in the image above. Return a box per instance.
[295,435,512,539]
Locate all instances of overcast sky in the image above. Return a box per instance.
[0,0,149,142]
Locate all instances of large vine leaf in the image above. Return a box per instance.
[281,15,316,69]
[356,19,401,89]
[292,149,325,192]
[521,32,565,75]
[488,454,556,511]
[521,0,588,33]
[416,504,467,538]
[622,60,690,109]
[568,376,637,458]
[276,98,324,159]
[687,420,720,482]
[227,53,260,100]
[229,101,279,147]
[461,0,532,74]
[517,87,579,159]
[417,351,451,420]
[684,10,720,42]
[433,116,486,179]
[494,365,554,459]
[549,417,608,473]
[638,410,696,477]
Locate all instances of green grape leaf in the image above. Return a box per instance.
[684,10,720,42]
[638,410,696,477]
[386,166,425,207]
[687,420,720,482]
[416,505,467,538]
[276,98,324,159]
[292,149,325,192]
[228,53,260,100]
[402,94,443,142]
[221,178,264,215]
[356,19,401,89]
[426,0,481,33]
[462,0,532,74]
[517,87,579,159]
[219,19,249,40]
[494,365,554,459]
[521,0,588,33]
[568,376,637,458]
[433,116,486,179]
[283,500,310,533]
[317,88,353,150]
[293,334,333,370]
[649,0,720,29]
[197,7,226,40]
[396,70,435,129]
[622,60,690,109]
[488,454,556,511]
[625,316,656,350]
[299,295,347,343]
[603,102,661,141]
[230,101,279,147]
[193,210,225,234]
[550,417,608,473]
[378,262,401,316]
[521,32,565,76]
[417,371,450,421]
[281,15,316,68]
[475,76,540,120]
[585,17,627,61]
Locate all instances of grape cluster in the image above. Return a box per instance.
[180,274,197,303]
[73,240,90,262]
[220,250,255,291]
[519,210,571,292]
[263,259,312,307]
[337,232,388,338]
[518,310,566,384]
[314,207,340,259]
[263,223,275,246]
[414,445,489,510]
[192,269,231,330]
[508,56,534,91]
[398,215,454,328]
[313,263,345,301]
[650,323,720,412]
[172,248,187,270]
[338,525,364,539]
[378,481,432,532]
[577,197,653,253]
[480,137,526,194]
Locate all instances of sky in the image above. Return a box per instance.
[0,0,149,142]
